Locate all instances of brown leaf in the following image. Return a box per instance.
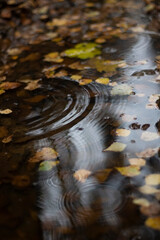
[29,147,58,163]
[24,79,41,91]
[140,203,160,217]
[0,109,12,114]
[0,82,21,90]
[2,135,13,144]
[74,169,91,183]
[25,95,46,103]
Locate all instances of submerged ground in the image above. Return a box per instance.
[0,0,160,240]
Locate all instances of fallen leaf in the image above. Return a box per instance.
[115,128,130,137]
[104,142,126,152]
[7,48,23,56]
[0,81,21,90]
[29,147,58,163]
[38,161,59,171]
[64,42,101,59]
[20,53,40,62]
[121,114,137,122]
[79,78,92,85]
[24,79,41,91]
[0,89,5,95]
[95,78,110,84]
[94,169,112,183]
[141,131,159,141]
[129,158,146,166]
[25,95,46,103]
[0,109,12,114]
[145,216,160,230]
[131,25,145,33]
[74,169,91,182]
[116,166,140,177]
[141,203,160,216]
[145,174,160,186]
[2,135,13,143]
[111,84,133,95]
[138,185,160,194]
[133,198,150,207]
[71,75,82,81]
[136,148,159,158]
[44,52,63,63]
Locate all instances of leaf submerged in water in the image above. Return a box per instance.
[64,42,101,59]
[74,169,91,182]
[38,160,59,171]
[29,147,58,163]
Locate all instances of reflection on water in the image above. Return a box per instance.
[0,0,160,240]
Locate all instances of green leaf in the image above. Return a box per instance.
[64,42,101,59]
[38,160,59,171]
[111,84,133,96]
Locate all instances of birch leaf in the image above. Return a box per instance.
[29,147,58,163]
[95,78,110,85]
[129,158,146,166]
[145,174,160,186]
[74,169,91,182]
[104,142,126,152]
[115,128,130,137]
[138,185,160,194]
[145,216,160,230]
[133,198,150,207]
[111,84,133,96]
[116,166,140,177]
[141,131,159,141]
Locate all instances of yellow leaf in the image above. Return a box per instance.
[145,216,160,230]
[95,78,110,85]
[29,147,58,163]
[104,142,126,152]
[116,166,140,177]
[24,80,41,91]
[145,174,160,186]
[133,198,150,207]
[94,169,112,183]
[138,185,160,194]
[0,89,5,95]
[0,109,12,114]
[129,158,146,166]
[115,128,130,137]
[141,131,159,141]
[71,75,82,81]
[74,169,91,183]
[44,52,63,63]
[79,79,92,85]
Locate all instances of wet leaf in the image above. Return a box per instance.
[7,48,23,56]
[89,58,120,73]
[115,128,130,137]
[24,79,41,91]
[0,81,21,90]
[64,42,101,59]
[136,147,159,158]
[95,78,110,85]
[121,114,137,122]
[111,84,133,96]
[133,198,150,207]
[141,203,160,216]
[29,147,58,163]
[2,135,13,144]
[116,166,140,177]
[141,131,159,141]
[145,174,160,186]
[44,52,63,63]
[104,142,126,152]
[94,169,112,183]
[74,169,91,182]
[71,75,82,81]
[79,79,92,85]
[146,94,160,109]
[138,185,160,194]
[145,216,160,230]
[129,158,146,166]
[38,161,59,171]
[0,109,12,114]
[0,89,5,95]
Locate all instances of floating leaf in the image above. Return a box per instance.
[136,148,159,158]
[0,81,21,90]
[25,95,46,103]
[44,52,64,63]
[104,142,126,152]
[141,203,160,217]
[145,174,160,186]
[2,135,13,144]
[129,158,146,166]
[116,166,140,177]
[0,89,5,95]
[95,78,110,84]
[71,75,82,81]
[111,84,133,96]
[121,114,137,122]
[79,78,92,85]
[115,128,130,137]
[74,169,91,183]
[139,185,160,194]
[141,131,159,141]
[89,58,120,73]
[145,216,160,230]
[7,48,23,56]
[39,161,59,171]
[133,198,150,207]
[29,147,58,163]
[24,79,41,91]
[64,42,101,59]
[94,169,112,183]
[0,109,12,114]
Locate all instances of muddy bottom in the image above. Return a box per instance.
[0,0,160,240]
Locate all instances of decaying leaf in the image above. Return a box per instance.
[24,79,41,91]
[111,84,133,96]
[29,147,58,163]
[145,174,160,186]
[0,109,12,114]
[2,135,13,143]
[104,142,126,152]
[133,198,150,207]
[38,161,59,171]
[74,169,91,183]
[141,131,159,141]
[64,42,101,59]
[129,158,146,166]
[115,128,130,137]
[25,95,46,103]
[138,185,160,194]
[0,81,21,90]
[145,216,160,230]
[116,166,140,177]
[95,78,110,85]
[44,52,63,63]
[136,147,159,158]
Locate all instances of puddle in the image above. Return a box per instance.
[0,0,160,240]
